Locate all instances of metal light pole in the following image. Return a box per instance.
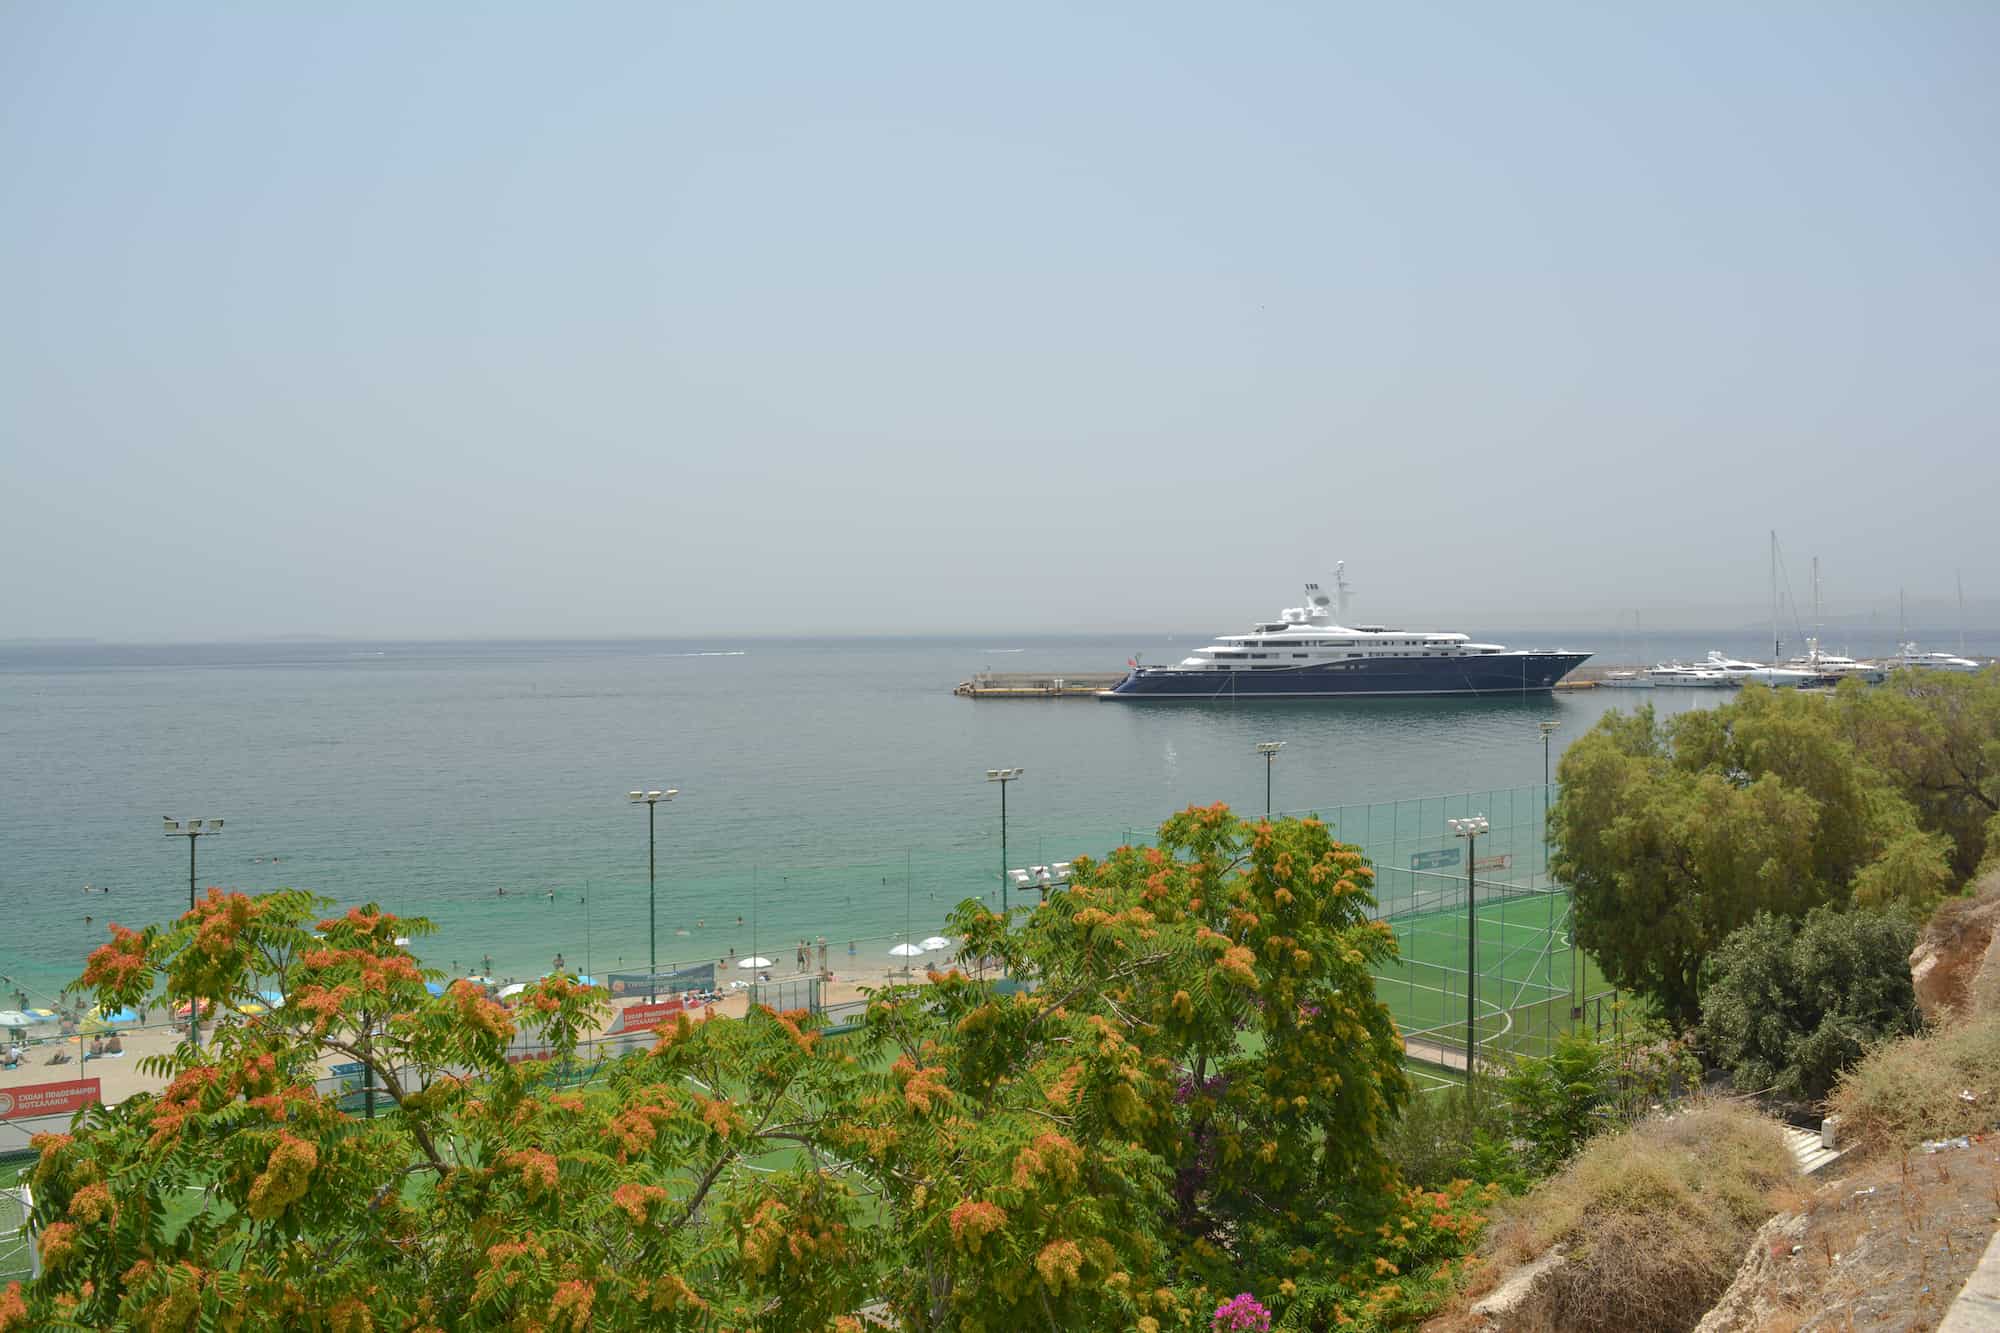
[627,789,678,999]
[986,769,1024,915]
[1449,814,1490,1079]
[162,817,222,1049]
[1254,741,1284,818]
[1538,719,1560,787]
[1008,862,1073,904]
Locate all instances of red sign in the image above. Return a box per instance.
[1473,853,1514,871]
[615,997,702,1033]
[0,1077,102,1121]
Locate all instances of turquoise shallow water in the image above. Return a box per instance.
[1,629,1986,1002]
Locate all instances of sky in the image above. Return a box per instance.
[3,2,1997,639]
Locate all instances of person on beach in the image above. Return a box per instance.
[552,953,566,974]
[106,1032,123,1055]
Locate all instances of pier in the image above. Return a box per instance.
[954,671,1126,699]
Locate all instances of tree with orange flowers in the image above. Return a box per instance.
[9,808,1426,1332]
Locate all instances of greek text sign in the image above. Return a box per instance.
[0,1078,102,1120]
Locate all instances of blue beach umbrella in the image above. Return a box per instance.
[103,1006,141,1025]
[258,990,286,1010]
[424,981,447,997]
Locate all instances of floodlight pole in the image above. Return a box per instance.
[1538,720,1560,788]
[1450,815,1489,1080]
[1254,742,1284,818]
[162,817,223,1050]
[987,769,1024,917]
[628,789,678,999]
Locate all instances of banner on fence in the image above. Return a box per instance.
[0,1078,101,1121]
[1409,848,1460,871]
[1473,853,1514,871]
[610,996,707,1033]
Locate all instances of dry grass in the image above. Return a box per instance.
[1825,1014,2000,1151]
[1477,1100,1798,1333]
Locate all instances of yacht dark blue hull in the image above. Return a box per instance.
[1104,652,1591,700]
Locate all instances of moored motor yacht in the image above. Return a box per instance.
[1103,565,1591,700]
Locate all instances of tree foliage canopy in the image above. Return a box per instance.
[9,807,1463,1333]
[1700,905,1923,1102]
[1549,680,1978,1027]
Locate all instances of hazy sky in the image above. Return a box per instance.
[4,2,1996,639]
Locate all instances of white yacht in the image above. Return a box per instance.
[1884,643,1983,674]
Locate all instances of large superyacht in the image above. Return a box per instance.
[1103,566,1590,701]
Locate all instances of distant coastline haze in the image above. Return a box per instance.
[4,4,1996,641]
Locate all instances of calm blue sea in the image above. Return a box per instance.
[2,628,1991,1003]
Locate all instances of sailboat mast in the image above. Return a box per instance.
[1770,530,1780,660]
[1959,570,1967,657]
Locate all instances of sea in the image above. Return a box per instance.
[3,627,1993,1005]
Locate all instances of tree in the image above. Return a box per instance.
[8,809,1430,1332]
[1836,669,2000,879]
[1551,693,1948,1028]
[1700,905,1923,1103]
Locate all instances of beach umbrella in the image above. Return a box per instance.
[736,957,773,970]
[26,1008,59,1025]
[0,1010,32,1030]
[238,1001,267,1015]
[423,981,447,997]
[919,936,952,952]
[574,975,598,988]
[258,990,286,1010]
[497,982,528,998]
[888,943,925,958]
[103,1007,141,1025]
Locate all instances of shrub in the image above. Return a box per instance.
[1701,906,1923,1103]
[1483,1099,1797,1333]
[1380,1082,1525,1193]
[1826,1014,2000,1149]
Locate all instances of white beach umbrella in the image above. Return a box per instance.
[919,936,952,952]
[497,982,528,998]
[737,956,774,970]
[0,1010,32,1029]
[887,943,926,958]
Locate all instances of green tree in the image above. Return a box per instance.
[1837,668,2000,879]
[1551,693,1945,1028]
[8,809,1435,1333]
[1700,905,1923,1103]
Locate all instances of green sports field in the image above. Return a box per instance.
[1371,886,1615,1068]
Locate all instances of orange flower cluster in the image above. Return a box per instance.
[502,1148,559,1199]
[66,1182,115,1226]
[0,1281,25,1333]
[604,1094,681,1161]
[1217,946,1259,987]
[693,1095,741,1140]
[145,1065,223,1148]
[188,888,261,957]
[766,1007,820,1054]
[548,1278,594,1331]
[37,1222,78,1270]
[447,980,515,1043]
[290,983,357,1036]
[891,1056,953,1116]
[246,1133,319,1220]
[946,1200,1006,1254]
[1011,1131,1083,1189]
[1033,1238,1084,1292]
[80,923,150,995]
[611,1182,667,1223]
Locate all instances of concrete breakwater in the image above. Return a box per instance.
[953,671,1127,698]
